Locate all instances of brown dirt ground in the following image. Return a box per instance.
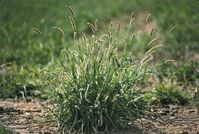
[0,100,56,134]
[0,99,199,134]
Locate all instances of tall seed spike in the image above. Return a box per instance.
[81,32,87,43]
[146,13,151,22]
[148,37,159,46]
[61,50,69,58]
[131,11,135,19]
[116,23,121,33]
[150,28,155,36]
[66,5,75,17]
[129,18,135,27]
[108,31,112,41]
[69,16,76,31]
[141,55,153,67]
[146,44,163,56]
[53,27,64,37]
[87,22,96,33]
[31,28,41,34]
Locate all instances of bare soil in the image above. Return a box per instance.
[136,105,199,134]
[0,100,56,134]
[0,99,199,134]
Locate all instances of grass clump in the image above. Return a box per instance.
[48,39,147,133]
[47,15,160,132]
[175,62,199,84]
[153,84,188,105]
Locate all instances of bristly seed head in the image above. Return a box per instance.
[146,13,151,22]
[69,16,77,31]
[131,11,135,19]
[129,18,135,27]
[31,28,42,34]
[53,27,64,37]
[94,19,98,31]
[87,22,97,33]
[66,5,75,17]
[150,28,155,36]
[148,37,159,46]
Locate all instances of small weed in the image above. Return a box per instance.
[156,61,199,85]
[156,60,175,82]
[154,84,188,105]
[175,62,199,84]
